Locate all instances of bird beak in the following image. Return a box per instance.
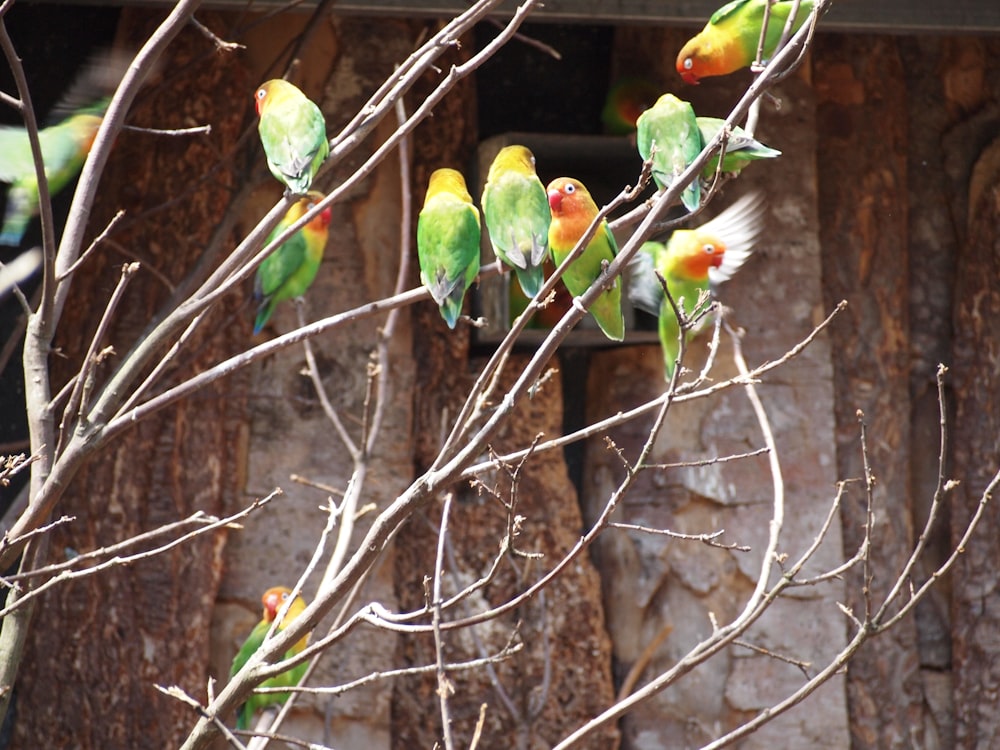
[547,189,562,213]
[262,591,281,621]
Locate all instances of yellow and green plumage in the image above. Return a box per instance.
[636,93,702,213]
[253,191,331,334]
[481,145,551,298]
[417,168,481,329]
[255,79,329,194]
[677,0,815,85]
[230,586,310,731]
[0,112,104,245]
[0,51,129,245]
[546,177,624,341]
[628,192,765,379]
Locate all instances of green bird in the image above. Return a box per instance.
[417,168,481,329]
[696,117,781,179]
[629,191,765,380]
[253,191,331,334]
[254,79,329,194]
[230,586,310,731]
[546,177,624,341]
[636,93,702,213]
[0,112,103,245]
[481,145,551,298]
[0,50,129,245]
[677,0,816,85]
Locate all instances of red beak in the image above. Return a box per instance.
[262,591,281,622]
[547,189,562,213]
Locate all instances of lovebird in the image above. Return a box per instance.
[230,586,310,731]
[628,191,765,380]
[546,177,624,341]
[0,49,129,245]
[481,145,550,298]
[636,93,702,213]
[0,111,104,244]
[253,191,331,334]
[600,77,661,136]
[696,117,781,179]
[254,79,329,194]
[677,0,815,85]
[417,168,481,329]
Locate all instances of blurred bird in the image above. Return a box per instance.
[0,50,129,245]
[601,77,661,136]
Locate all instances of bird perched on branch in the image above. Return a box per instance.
[230,586,310,731]
[636,93,703,212]
[546,177,624,341]
[628,192,765,380]
[417,168,481,329]
[253,191,331,334]
[676,0,815,85]
[481,145,551,299]
[254,79,328,194]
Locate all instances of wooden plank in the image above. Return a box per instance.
[48,0,1000,33]
[322,0,998,34]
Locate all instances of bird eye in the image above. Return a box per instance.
[281,591,290,601]
[256,88,266,100]
[564,183,576,194]
[703,244,715,254]
[683,58,693,71]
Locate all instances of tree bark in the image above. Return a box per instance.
[12,14,250,748]
[951,131,1000,750]
[814,35,926,748]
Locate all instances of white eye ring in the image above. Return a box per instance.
[256,88,267,100]
[564,183,576,194]
[703,244,715,254]
[683,58,693,71]
[281,591,290,601]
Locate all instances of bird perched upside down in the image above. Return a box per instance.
[676,0,815,85]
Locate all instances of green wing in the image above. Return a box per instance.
[260,101,328,193]
[561,221,623,341]
[482,170,550,297]
[636,96,701,212]
[696,117,781,177]
[713,0,814,57]
[417,196,481,329]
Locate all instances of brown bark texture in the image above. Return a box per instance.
[813,34,927,749]
[13,13,250,748]
[947,39,1000,750]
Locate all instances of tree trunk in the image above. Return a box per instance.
[951,128,1000,749]
[13,13,250,747]
[814,34,927,748]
